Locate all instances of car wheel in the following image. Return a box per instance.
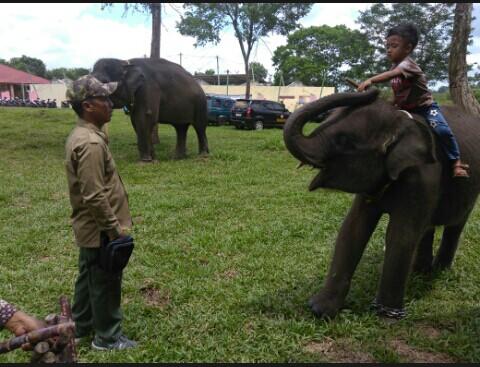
[254,121,263,131]
[217,116,226,126]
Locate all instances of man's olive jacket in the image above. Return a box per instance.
[65,119,132,248]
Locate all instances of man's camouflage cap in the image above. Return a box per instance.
[66,75,118,102]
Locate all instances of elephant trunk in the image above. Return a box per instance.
[283,89,380,165]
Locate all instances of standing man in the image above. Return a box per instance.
[65,75,136,351]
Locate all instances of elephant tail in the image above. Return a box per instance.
[194,96,208,127]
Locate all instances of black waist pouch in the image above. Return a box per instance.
[99,232,135,273]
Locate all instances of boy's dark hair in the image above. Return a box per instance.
[71,100,84,117]
[387,23,419,49]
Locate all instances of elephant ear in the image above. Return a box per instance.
[122,64,145,105]
[384,111,437,180]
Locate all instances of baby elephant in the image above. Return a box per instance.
[283,89,480,318]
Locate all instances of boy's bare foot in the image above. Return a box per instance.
[453,161,470,178]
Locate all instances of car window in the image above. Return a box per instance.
[212,99,222,107]
[234,100,249,109]
[223,100,234,108]
[262,102,279,111]
[271,102,286,111]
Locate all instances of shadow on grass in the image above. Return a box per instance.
[414,305,480,362]
[241,245,458,322]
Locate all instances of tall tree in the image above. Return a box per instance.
[102,3,162,58]
[249,61,268,83]
[357,3,454,84]
[46,67,90,80]
[177,3,313,98]
[8,55,47,78]
[449,3,480,115]
[272,25,375,89]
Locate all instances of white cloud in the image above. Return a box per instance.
[0,2,479,81]
[302,3,372,29]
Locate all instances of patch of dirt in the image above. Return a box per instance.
[215,269,239,281]
[303,337,376,363]
[389,339,456,363]
[418,324,442,339]
[243,320,255,334]
[12,196,31,209]
[222,269,238,279]
[51,191,67,201]
[140,286,171,309]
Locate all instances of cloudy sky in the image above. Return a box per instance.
[1,3,479,80]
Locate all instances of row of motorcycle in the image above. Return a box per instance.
[0,97,59,108]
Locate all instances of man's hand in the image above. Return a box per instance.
[357,79,372,92]
[108,227,131,241]
[5,310,46,336]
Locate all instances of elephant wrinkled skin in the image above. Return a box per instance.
[283,89,480,319]
[92,58,209,162]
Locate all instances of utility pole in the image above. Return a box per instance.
[216,56,220,86]
[226,69,229,96]
[179,53,182,66]
[150,3,161,58]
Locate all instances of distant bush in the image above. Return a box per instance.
[472,88,480,103]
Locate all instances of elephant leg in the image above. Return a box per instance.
[412,227,435,274]
[375,212,428,317]
[132,108,155,162]
[309,195,382,319]
[432,220,467,270]
[173,124,189,159]
[193,123,209,155]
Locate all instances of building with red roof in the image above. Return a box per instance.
[0,63,50,100]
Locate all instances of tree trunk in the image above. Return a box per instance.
[150,3,161,59]
[448,3,480,115]
[150,3,161,145]
[244,62,251,99]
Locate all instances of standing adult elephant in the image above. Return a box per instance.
[92,58,209,162]
[283,89,480,319]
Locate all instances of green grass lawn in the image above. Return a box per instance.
[0,107,479,363]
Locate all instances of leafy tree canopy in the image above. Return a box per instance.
[177,3,312,97]
[46,67,90,80]
[8,55,47,78]
[272,25,375,89]
[249,61,267,83]
[2,55,90,81]
[356,3,455,83]
[204,69,215,76]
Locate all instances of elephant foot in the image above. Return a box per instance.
[370,299,406,319]
[412,261,433,274]
[308,292,343,319]
[137,158,157,165]
[174,153,187,160]
[432,257,453,271]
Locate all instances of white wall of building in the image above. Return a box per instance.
[31,83,335,112]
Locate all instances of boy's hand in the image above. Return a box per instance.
[357,79,372,92]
